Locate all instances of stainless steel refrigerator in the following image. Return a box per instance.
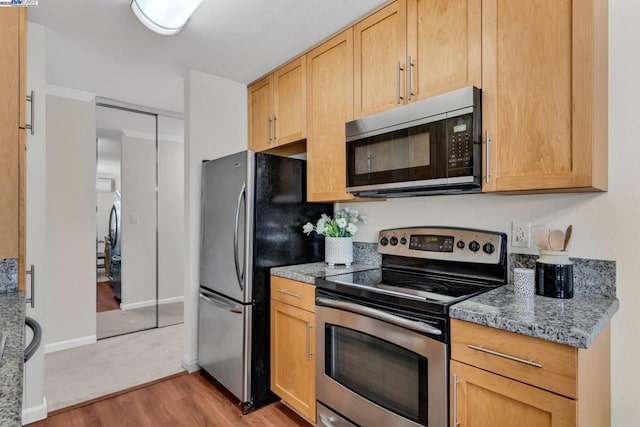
[198,150,330,411]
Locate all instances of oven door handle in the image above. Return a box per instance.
[317,297,442,336]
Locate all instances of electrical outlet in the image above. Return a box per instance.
[512,222,531,248]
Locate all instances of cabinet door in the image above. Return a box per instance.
[482,0,607,192]
[406,0,481,101]
[354,1,407,118]
[273,56,306,146]
[248,76,273,152]
[270,299,316,422]
[450,361,576,427]
[0,8,22,260]
[306,29,355,202]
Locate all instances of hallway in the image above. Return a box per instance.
[44,324,184,411]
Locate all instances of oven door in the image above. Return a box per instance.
[316,297,447,427]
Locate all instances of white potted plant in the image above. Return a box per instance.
[303,208,367,266]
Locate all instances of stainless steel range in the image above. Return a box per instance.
[315,226,507,427]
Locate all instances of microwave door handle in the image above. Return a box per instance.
[233,183,246,292]
[316,297,442,336]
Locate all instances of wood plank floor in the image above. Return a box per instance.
[97,281,120,313]
[29,372,311,427]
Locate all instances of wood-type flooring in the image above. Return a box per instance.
[29,372,311,427]
[97,281,120,313]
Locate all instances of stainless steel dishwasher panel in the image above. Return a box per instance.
[198,289,251,402]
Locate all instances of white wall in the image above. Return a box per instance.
[120,134,156,308]
[159,139,185,301]
[340,2,640,424]
[183,70,247,369]
[45,94,96,347]
[44,30,183,113]
[22,21,47,424]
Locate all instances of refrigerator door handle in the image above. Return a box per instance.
[233,183,246,292]
[200,291,243,314]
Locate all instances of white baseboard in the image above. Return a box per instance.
[120,295,184,311]
[22,396,47,424]
[182,358,200,373]
[44,335,97,354]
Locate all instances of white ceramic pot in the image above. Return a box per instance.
[325,237,353,266]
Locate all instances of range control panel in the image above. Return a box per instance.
[378,226,505,264]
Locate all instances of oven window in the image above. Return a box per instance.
[325,325,428,425]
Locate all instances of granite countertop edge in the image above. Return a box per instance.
[270,262,379,284]
[450,285,619,349]
[0,291,25,427]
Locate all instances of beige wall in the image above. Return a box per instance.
[23,21,47,423]
[183,70,248,369]
[45,94,96,346]
[341,1,640,424]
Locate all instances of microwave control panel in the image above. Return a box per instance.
[447,114,474,172]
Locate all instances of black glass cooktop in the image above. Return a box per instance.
[316,267,501,315]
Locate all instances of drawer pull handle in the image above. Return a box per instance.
[467,344,543,368]
[277,289,301,299]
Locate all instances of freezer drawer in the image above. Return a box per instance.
[198,289,252,403]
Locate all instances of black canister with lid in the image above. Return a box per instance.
[535,250,574,298]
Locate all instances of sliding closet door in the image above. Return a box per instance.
[157,115,184,328]
[96,105,158,339]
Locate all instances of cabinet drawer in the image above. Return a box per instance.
[271,276,315,312]
[451,319,577,398]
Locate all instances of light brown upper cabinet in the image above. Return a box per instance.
[482,0,608,193]
[306,29,355,202]
[354,0,481,118]
[0,8,26,288]
[248,56,306,152]
[406,0,481,102]
[354,1,407,118]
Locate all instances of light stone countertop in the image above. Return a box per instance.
[0,292,25,427]
[270,262,379,284]
[450,284,619,349]
[271,258,619,349]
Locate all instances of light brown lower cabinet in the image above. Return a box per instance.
[270,276,316,423]
[451,360,576,427]
[450,319,611,427]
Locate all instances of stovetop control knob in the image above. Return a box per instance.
[400,237,407,245]
[380,237,389,246]
[390,236,398,246]
[483,242,495,254]
[469,240,480,252]
[456,240,465,249]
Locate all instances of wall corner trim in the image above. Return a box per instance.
[44,335,97,354]
[22,397,48,425]
[46,85,96,102]
[181,358,200,373]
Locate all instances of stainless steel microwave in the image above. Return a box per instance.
[346,86,481,197]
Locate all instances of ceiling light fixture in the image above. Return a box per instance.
[131,0,203,36]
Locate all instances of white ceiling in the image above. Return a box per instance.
[28,0,387,86]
